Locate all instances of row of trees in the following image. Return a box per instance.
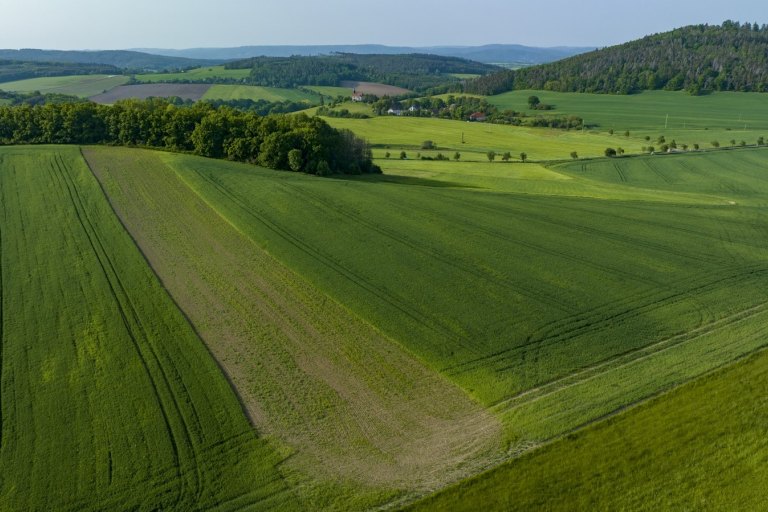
[0,99,379,175]
[467,21,768,95]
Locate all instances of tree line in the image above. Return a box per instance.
[224,53,497,92]
[0,99,379,175]
[466,21,768,96]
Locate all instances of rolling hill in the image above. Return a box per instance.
[467,21,768,95]
[0,49,221,71]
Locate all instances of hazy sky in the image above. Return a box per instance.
[2,0,765,49]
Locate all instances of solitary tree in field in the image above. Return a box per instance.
[520,152,528,162]
[400,150,407,159]
[617,147,625,155]
[454,152,461,161]
[624,130,630,137]
[711,140,720,148]
[570,151,578,159]
[657,135,666,144]
[605,147,617,157]
[385,151,391,159]
[647,146,655,153]
[487,151,496,162]
[758,136,765,146]
[730,139,737,146]
[502,151,511,162]
[693,143,699,150]
[527,95,540,109]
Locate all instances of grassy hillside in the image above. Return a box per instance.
[83,147,501,509]
[0,75,129,97]
[489,89,768,139]
[0,146,295,511]
[404,347,768,512]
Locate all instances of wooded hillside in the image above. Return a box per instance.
[467,21,768,95]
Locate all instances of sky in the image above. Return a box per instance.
[2,0,765,50]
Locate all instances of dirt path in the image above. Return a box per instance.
[82,147,501,499]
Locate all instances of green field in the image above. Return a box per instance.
[406,347,768,512]
[0,75,129,97]
[304,85,353,98]
[0,146,295,510]
[322,115,620,160]
[134,65,252,82]
[82,146,501,508]
[489,90,768,149]
[202,84,320,103]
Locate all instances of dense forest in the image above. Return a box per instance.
[0,99,378,175]
[225,53,498,91]
[467,21,768,95]
[0,60,119,84]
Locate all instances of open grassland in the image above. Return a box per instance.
[134,66,251,83]
[406,347,768,512]
[202,84,320,103]
[323,116,620,160]
[0,146,296,511]
[83,147,501,509]
[92,144,768,462]
[0,75,129,97]
[489,90,768,152]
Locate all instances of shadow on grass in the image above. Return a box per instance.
[331,173,482,189]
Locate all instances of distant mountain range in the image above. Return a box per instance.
[0,49,220,71]
[131,44,593,66]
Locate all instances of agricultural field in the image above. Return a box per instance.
[489,89,768,148]
[89,83,212,103]
[322,115,621,160]
[134,65,251,82]
[304,85,353,98]
[82,147,501,508]
[201,84,320,103]
[339,80,410,96]
[406,346,768,511]
[0,146,296,511]
[0,74,129,97]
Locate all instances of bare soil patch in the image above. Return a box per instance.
[89,83,211,103]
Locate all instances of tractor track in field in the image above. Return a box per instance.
[49,153,203,506]
[280,182,577,314]
[614,163,628,182]
[490,299,768,415]
[187,169,483,356]
[642,160,675,184]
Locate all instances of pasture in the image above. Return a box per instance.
[0,74,129,97]
[0,146,296,511]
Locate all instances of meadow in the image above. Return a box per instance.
[0,74,129,97]
[0,146,296,511]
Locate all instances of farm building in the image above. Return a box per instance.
[469,112,487,122]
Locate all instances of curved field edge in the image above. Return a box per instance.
[0,146,296,511]
[81,146,502,509]
[403,347,768,512]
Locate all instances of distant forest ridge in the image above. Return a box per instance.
[225,53,500,91]
[0,49,221,71]
[0,60,119,84]
[466,21,768,95]
[132,44,593,65]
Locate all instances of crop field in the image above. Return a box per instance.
[0,74,129,97]
[304,86,353,98]
[201,84,320,103]
[82,147,501,508]
[489,90,768,149]
[134,66,251,83]
[89,83,212,104]
[339,81,410,96]
[0,146,296,511]
[406,347,768,512]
